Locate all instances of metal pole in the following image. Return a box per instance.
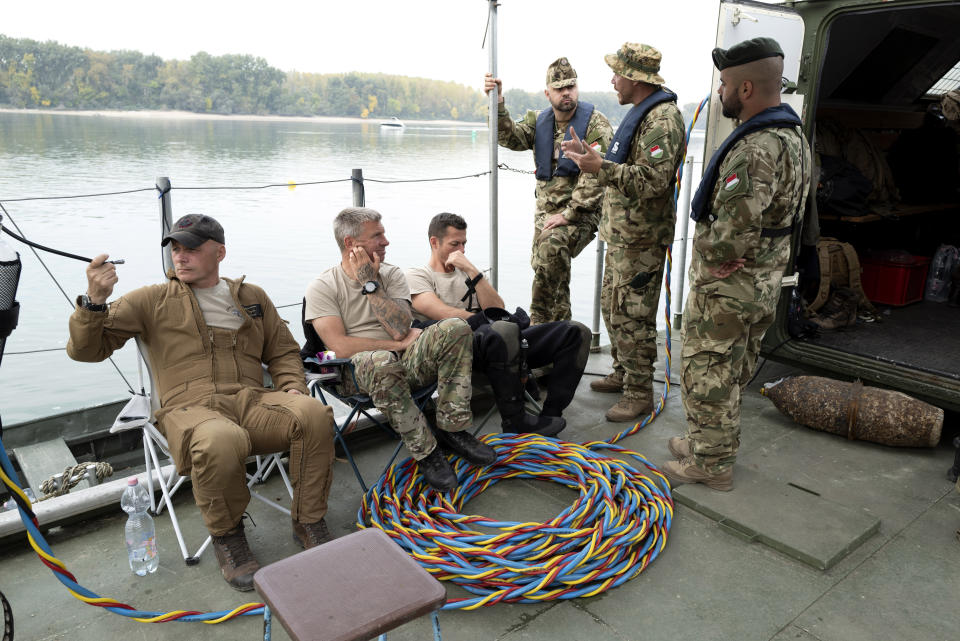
[351,168,365,207]
[672,157,695,329]
[487,0,499,289]
[591,239,605,352]
[157,177,173,275]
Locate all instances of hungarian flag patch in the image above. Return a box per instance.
[590,141,600,151]
[649,144,663,159]
[724,173,740,191]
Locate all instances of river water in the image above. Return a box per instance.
[0,111,702,424]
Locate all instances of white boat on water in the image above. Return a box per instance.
[380,117,404,129]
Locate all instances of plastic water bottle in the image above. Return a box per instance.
[121,478,158,575]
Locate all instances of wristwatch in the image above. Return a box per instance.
[78,294,108,312]
[360,280,380,296]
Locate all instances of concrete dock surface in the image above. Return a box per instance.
[1,344,957,641]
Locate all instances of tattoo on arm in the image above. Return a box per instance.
[356,263,376,282]
[368,295,413,340]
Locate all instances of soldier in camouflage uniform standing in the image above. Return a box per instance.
[484,58,613,324]
[304,207,496,492]
[562,43,685,422]
[662,38,812,490]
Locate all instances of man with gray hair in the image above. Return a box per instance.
[304,207,496,492]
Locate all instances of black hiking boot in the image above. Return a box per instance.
[435,429,497,466]
[502,412,566,437]
[417,446,457,491]
[211,520,260,592]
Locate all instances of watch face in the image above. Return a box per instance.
[363,281,377,293]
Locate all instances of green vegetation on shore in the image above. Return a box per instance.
[0,34,703,127]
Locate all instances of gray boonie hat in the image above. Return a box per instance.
[161,214,225,248]
[712,37,784,70]
[604,43,665,86]
[546,57,577,89]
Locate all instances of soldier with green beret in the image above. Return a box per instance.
[562,43,685,422]
[661,37,812,490]
[484,58,614,326]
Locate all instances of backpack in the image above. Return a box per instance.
[815,154,873,218]
[806,238,877,316]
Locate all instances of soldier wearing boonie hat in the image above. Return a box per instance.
[662,36,812,492]
[560,42,685,424]
[483,58,613,326]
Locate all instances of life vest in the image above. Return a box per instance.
[534,101,594,181]
[690,104,802,223]
[604,88,678,164]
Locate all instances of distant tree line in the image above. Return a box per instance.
[0,35,487,120]
[0,35,706,127]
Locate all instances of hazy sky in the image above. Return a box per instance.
[3,0,735,106]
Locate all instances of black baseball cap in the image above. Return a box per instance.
[712,37,784,71]
[161,214,225,248]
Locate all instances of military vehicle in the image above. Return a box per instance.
[703,0,960,410]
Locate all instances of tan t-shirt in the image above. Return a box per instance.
[304,263,410,341]
[405,266,475,323]
[192,279,244,330]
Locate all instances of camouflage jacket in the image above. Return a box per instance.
[690,126,812,301]
[497,103,613,225]
[597,101,685,247]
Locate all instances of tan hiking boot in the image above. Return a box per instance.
[604,396,653,422]
[661,457,733,492]
[667,436,691,460]
[211,522,260,591]
[292,518,333,549]
[590,373,624,393]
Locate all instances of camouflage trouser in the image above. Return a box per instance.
[600,244,666,400]
[529,211,599,324]
[680,288,777,473]
[350,318,473,460]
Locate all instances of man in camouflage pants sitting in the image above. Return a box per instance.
[662,38,811,490]
[484,57,613,325]
[304,207,495,491]
[563,43,685,422]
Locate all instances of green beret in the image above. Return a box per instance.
[712,37,784,70]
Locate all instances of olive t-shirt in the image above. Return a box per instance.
[304,263,410,341]
[405,266,472,323]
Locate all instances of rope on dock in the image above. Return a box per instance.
[359,434,673,610]
[0,440,266,624]
[37,462,114,500]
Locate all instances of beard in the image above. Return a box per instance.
[551,96,577,113]
[721,94,742,119]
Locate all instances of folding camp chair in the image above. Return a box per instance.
[304,357,437,493]
[300,300,438,492]
[111,338,293,565]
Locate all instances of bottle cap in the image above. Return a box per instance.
[127,477,138,486]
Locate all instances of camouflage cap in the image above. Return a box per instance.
[161,214,225,248]
[712,37,784,71]
[604,43,665,86]
[546,57,577,89]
